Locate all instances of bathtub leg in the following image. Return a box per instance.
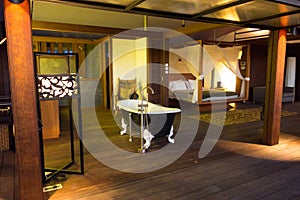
[143,129,154,149]
[167,126,175,144]
[120,118,127,135]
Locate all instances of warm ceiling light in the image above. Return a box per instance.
[8,0,25,4]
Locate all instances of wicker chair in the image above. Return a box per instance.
[115,78,137,110]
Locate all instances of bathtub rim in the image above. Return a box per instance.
[116,99,181,114]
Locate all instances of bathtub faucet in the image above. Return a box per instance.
[138,86,154,153]
[142,86,154,102]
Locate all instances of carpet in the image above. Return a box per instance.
[189,107,298,126]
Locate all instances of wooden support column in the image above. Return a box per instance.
[244,44,251,100]
[263,29,287,145]
[4,0,43,199]
[198,40,203,104]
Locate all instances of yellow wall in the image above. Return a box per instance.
[112,37,147,102]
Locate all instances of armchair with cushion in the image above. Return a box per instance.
[117,78,137,100]
[115,78,137,110]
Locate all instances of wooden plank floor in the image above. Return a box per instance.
[2,102,300,200]
[0,150,18,200]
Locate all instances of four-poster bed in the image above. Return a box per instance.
[168,42,250,106]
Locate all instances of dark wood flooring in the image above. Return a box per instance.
[2,101,300,200]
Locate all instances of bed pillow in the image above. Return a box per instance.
[188,79,196,90]
[170,80,187,91]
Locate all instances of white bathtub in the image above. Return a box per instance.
[116,99,181,150]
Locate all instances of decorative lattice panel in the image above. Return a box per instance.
[37,75,78,99]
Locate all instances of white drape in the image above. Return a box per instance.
[203,45,245,97]
[170,44,201,78]
[170,44,245,103]
[192,45,245,103]
[285,57,296,87]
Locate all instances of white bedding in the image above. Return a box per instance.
[170,88,239,103]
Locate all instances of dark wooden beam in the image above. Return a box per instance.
[4,0,44,199]
[263,29,287,145]
[32,20,127,35]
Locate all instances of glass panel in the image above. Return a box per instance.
[85,44,100,78]
[137,0,239,15]
[38,55,69,74]
[35,53,83,182]
[204,0,300,22]
[36,54,77,75]
[255,13,300,28]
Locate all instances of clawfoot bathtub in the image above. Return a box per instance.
[116,99,181,150]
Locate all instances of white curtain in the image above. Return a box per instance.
[170,44,201,78]
[285,57,296,87]
[170,45,203,104]
[202,45,245,97]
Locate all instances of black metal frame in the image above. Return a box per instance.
[34,52,84,183]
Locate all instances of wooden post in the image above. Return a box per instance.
[263,29,287,145]
[4,0,44,199]
[198,40,203,104]
[244,44,251,100]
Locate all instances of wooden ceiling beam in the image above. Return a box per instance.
[32,20,127,35]
[32,35,110,44]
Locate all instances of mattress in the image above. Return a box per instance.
[202,89,239,102]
